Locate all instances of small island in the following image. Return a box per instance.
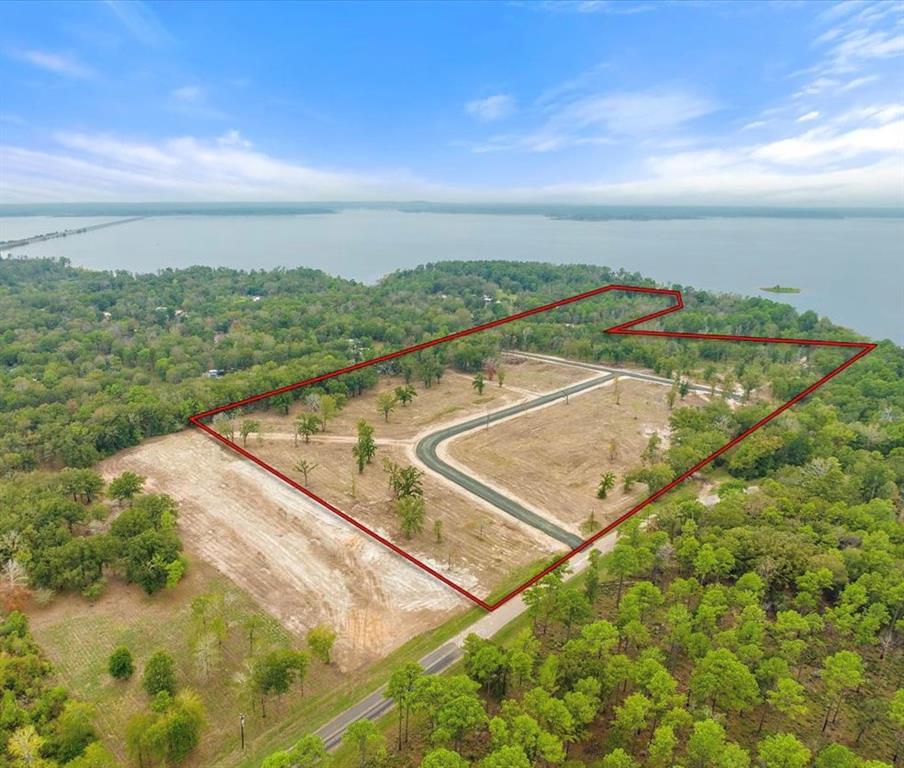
[760,284,802,294]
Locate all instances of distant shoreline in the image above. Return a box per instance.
[760,284,802,294]
[1,202,903,222]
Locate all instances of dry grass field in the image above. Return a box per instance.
[256,372,518,441]
[27,557,299,767]
[497,352,595,392]
[250,439,565,598]
[253,355,592,442]
[446,377,707,532]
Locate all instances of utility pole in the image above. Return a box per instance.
[240,714,245,750]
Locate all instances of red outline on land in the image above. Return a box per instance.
[189,285,875,612]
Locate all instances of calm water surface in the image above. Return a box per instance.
[2,210,901,343]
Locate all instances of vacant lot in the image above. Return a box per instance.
[253,355,592,442]
[99,432,470,672]
[498,352,595,392]
[446,377,707,532]
[251,438,564,598]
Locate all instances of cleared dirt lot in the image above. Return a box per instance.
[99,431,470,672]
[250,438,564,598]
[253,356,592,442]
[96,356,698,672]
[446,377,707,532]
[498,352,595,392]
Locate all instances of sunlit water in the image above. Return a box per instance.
[1,210,901,343]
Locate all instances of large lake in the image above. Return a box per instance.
[1,210,901,344]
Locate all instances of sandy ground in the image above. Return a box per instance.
[99,432,471,671]
[256,373,520,442]
[498,353,594,392]
[96,356,700,669]
[446,377,707,532]
[250,439,563,596]
[252,356,590,442]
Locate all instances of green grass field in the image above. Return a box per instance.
[29,558,293,766]
[27,555,485,768]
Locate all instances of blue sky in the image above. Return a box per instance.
[0,0,902,204]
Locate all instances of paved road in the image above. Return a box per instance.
[415,375,615,548]
[314,353,709,750]
[314,543,608,749]
[316,641,463,749]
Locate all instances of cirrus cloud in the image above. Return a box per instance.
[465,94,516,122]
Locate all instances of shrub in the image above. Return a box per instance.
[108,646,134,680]
[142,650,177,696]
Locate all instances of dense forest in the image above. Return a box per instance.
[1,256,902,767]
[275,449,903,767]
[2,256,900,475]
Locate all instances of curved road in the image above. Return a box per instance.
[413,352,725,550]
[415,375,615,549]
[312,354,709,751]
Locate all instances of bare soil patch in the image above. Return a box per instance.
[446,378,707,532]
[250,438,563,598]
[498,353,594,393]
[253,356,589,443]
[98,432,470,672]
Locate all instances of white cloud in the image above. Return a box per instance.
[0,131,434,202]
[16,50,94,78]
[172,85,203,102]
[798,0,903,100]
[635,104,903,183]
[814,27,845,45]
[552,91,714,136]
[817,1,870,25]
[167,85,227,120]
[796,110,821,122]
[538,1,656,15]
[832,28,904,64]
[553,155,902,205]
[793,77,840,97]
[217,129,252,148]
[2,122,900,205]
[752,119,902,165]
[810,3,904,77]
[465,94,516,122]
[836,103,904,124]
[104,0,172,46]
[840,73,880,90]
[464,88,715,153]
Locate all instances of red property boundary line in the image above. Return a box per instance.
[189,285,875,612]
